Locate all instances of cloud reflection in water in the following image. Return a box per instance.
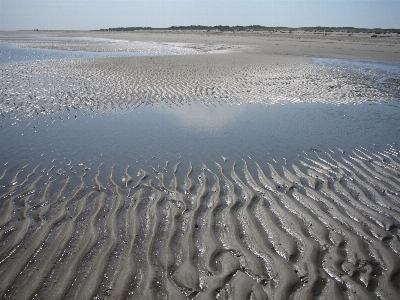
[161,103,246,134]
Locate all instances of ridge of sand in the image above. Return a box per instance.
[0,146,399,299]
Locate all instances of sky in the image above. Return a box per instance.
[1,0,399,31]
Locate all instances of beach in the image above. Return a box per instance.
[17,29,400,62]
[0,30,399,299]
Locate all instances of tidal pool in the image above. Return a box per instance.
[1,100,399,185]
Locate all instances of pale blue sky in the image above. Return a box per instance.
[1,0,399,31]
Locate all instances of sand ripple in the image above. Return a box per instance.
[0,146,399,299]
[1,54,398,119]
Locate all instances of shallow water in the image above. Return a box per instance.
[0,32,230,64]
[312,57,400,73]
[312,57,400,98]
[1,101,399,177]
[0,42,167,65]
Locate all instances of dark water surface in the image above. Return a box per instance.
[1,101,399,183]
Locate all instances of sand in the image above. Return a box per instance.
[0,31,399,299]
[0,147,399,299]
[1,30,399,119]
[15,29,400,62]
[0,49,398,119]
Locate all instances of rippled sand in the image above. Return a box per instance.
[0,146,399,299]
[1,53,398,120]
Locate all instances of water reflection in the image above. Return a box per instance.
[313,58,400,98]
[160,103,246,133]
[1,101,399,173]
[0,42,164,65]
[0,33,230,64]
[312,57,400,74]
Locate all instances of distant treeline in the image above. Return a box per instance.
[98,25,400,34]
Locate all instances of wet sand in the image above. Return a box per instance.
[1,30,399,118]
[15,29,400,62]
[0,51,398,119]
[0,32,400,299]
[0,147,399,299]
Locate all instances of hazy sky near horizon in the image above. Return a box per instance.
[1,0,399,31]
